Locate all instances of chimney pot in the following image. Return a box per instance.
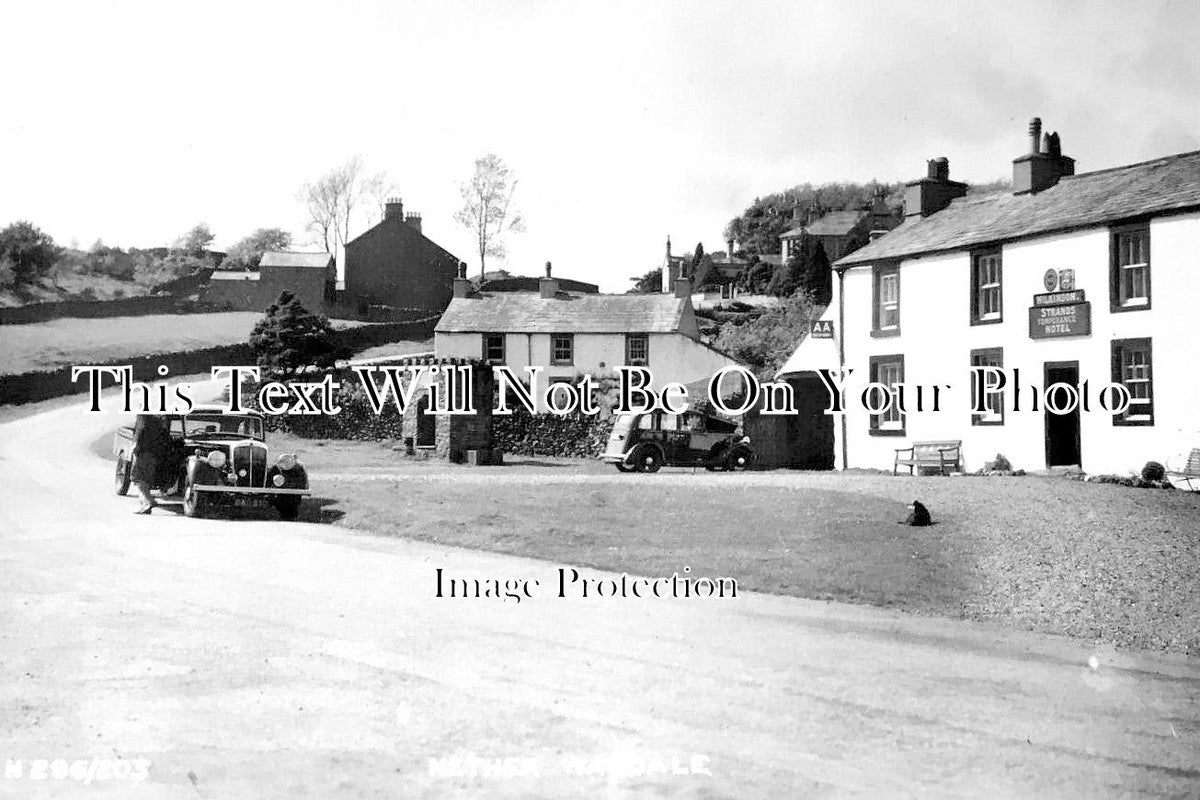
[1013,118,1074,194]
[452,261,472,298]
[539,262,559,298]
[904,157,966,217]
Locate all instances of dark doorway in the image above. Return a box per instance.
[791,373,835,469]
[1044,361,1081,467]
[416,396,436,449]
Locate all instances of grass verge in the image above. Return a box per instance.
[277,433,1200,656]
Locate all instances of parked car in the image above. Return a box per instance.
[112,406,310,519]
[600,409,755,473]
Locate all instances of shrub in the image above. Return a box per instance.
[1141,461,1165,482]
[250,291,341,378]
[992,453,1013,471]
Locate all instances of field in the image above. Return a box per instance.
[0,313,366,375]
[277,434,1200,656]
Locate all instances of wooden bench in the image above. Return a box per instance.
[894,440,962,476]
[1166,449,1200,492]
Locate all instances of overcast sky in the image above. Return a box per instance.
[2,0,1197,291]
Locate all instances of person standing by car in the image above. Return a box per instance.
[130,414,172,514]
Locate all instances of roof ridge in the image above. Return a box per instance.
[1061,148,1200,182]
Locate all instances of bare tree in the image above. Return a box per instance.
[299,157,393,252]
[454,154,524,280]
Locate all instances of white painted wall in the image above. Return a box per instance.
[832,211,1200,475]
[435,330,740,408]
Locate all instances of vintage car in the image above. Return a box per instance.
[112,406,310,519]
[600,409,756,473]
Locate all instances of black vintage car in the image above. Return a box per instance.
[600,410,756,473]
[112,406,309,519]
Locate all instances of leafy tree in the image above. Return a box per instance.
[769,250,801,296]
[714,292,819,377]
[803,240,832,305]
[175,223,215,256]
[689,242,705,276]
[250,291,341,378]
[739,258,773,294]
[724,181,906,257]
[224,227,293,270]
[455,153,525,280]
[134,252,211,288]
[628,267,662,293]
[0,256,16,290]
[0,221,62,285]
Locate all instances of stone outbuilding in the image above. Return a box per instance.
[381,354,500,464]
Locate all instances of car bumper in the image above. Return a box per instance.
[192,486,309,496]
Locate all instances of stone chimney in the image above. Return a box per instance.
[452,262,473,298]
[404,212,422,233]
[384,197,404,221]
[674,276,691,299]
[539,261,559,299]
[1012,117,1075,194]
[903,157,968,217]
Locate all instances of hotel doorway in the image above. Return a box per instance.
[1044,361,1081,467]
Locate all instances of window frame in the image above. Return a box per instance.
[868,353,905,436]
[871,263,901,337]
[1111,337,1154,426]
[970,347,1005,426]
[970,248,1003,325]
[625,333,649,366]
[482,333,506,365]
[551,333,574,366]
[1109,223,1151,312]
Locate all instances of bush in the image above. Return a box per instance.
[1141,461,1165,482]
[714,292,818,376]
[992,453,1012,471]
[250,291,342,377]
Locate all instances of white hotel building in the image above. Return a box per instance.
[781,119,1200,475]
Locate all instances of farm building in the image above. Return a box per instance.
[202,251,334,314]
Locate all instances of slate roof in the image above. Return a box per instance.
[805,210,867,237]
[479,276,600,294]
[435,292,688,334]
[836,150,1200,267]
[259,251,333,268]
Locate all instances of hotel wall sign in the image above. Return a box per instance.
[1029,300,1091,339]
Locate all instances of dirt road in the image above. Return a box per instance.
[1,388,1197,798]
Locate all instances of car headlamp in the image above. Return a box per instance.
[272,474,286,487]
[276,454,297,471]
[206,450,227,468]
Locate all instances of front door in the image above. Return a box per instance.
[1044,361,1081,467]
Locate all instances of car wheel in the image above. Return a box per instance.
[615,462,634,473]
[274,497,301,521]
[182,478,205,519]
[726,445,755,471]
[115,455,132,496]
[631,445,662,473]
